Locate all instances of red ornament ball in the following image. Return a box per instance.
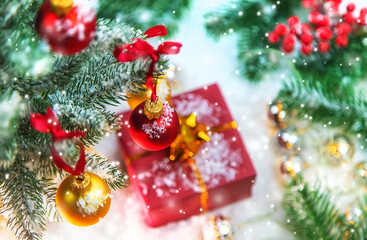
[301,44,313,55]
[268,32,280,44]
[35,0,97,55]
[275,24,288,36]
[319,41,330,53]
[129,99,180,151]
[336,35,349,48]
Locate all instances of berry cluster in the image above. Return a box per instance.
[268,0,367,55]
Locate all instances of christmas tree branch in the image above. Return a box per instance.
[283,182,343,240]
[278,73,367,144]
[1,159,45,240]
[98,0,192,36]
[86,154,128,191]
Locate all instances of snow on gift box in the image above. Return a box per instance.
[116,83,257,227]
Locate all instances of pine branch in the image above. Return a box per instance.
[43,179,62,223]
[278,73,367,145]
[1,159,45,240]
[86,154,128,191]
[283,182,343,240]
[98,0,192,36]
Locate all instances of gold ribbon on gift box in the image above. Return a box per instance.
[126,113,238,213]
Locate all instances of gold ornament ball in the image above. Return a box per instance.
[202,215,234,240]
[56,172,111,227]
[268,100,287,129]
[323,135,354,166]
[355,161,367,186]
[276,128,300,153]
[280,154,304,178]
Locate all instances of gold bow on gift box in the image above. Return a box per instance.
[169,113,238,211]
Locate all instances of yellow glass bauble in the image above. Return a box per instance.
[56,172,111,227]
[127,76,171,109]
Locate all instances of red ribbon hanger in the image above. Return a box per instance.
[114,25,182,102]
[30,107,86,175]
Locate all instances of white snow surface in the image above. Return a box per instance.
[40,0,365,240]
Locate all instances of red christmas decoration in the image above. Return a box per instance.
[128,99,180,150]
[30,107,86,175]
[35,0,96,55]
[114,25,182,151]
[268,0,367,56]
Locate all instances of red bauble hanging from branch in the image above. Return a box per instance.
[114,25,182,151]
[35,0,97,55]
[129,98,180,151]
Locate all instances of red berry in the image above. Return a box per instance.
[302,0,315,9]
[282,35,296,54]
[347,3,355,12]
[301,44,313,55]
[317,27,333,41]
[275,23,288,36]
[268,32,280,44]
[358,16,366,26]
[300,34,313,45]
[336,23,351,35]
[318,15,330,26]
[361,8,367,16]
[301,23,312,34]
[344,12,356,24]
[336,35,348,48]
[309,11,322,24]
[288,16,300,27]
[319,41,330,53]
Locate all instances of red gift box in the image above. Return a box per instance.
[117,83,256,227]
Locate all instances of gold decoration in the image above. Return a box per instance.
[56,172,111,227]
[202,215,234,240]
[276,128,300,153]
[50,0,74,15]
[144,97,164,120]
[345,206,362,225]
[268,100,287,129]
[127,75,171,109]
[280,154,304,180]
[354,161,367,186]
[169,113,211,162]
[323,135,354,166]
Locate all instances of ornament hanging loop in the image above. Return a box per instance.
[50,0,74,15]
[144,97,163,120]
[71,172,91,193]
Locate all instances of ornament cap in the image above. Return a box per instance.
[71,172,91,193]
[144,97,164,120]
[50,0,74,16]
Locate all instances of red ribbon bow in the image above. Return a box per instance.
[114,25,182,101]
[30,107,86,175]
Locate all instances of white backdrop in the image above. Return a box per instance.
[4,0,364,239]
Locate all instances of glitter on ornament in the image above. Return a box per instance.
[142,99,174,139]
